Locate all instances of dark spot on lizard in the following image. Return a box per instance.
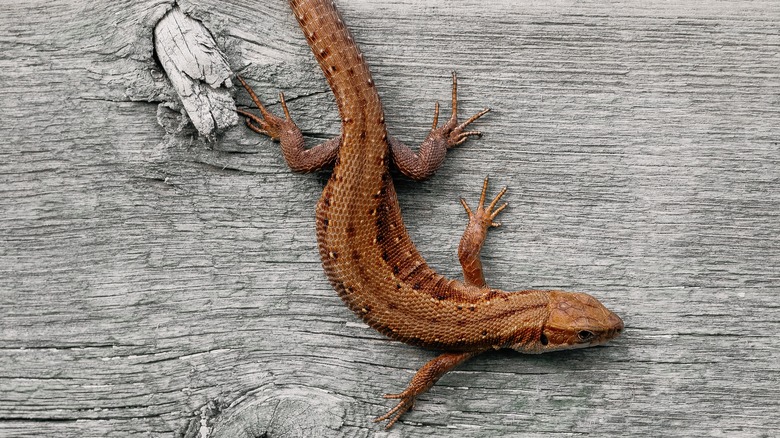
[359,131,366,139]
[433,290,449,300]
[346,224,355,237]
[343,286,353,295]
[331,280,345,297]
[351,249,360,261]
[393,265,400,274]
[375,231,384,243]
[330,65,338,73]
[381,251,389,261]
[348,67,355,77]
[388,302,398,310]
[412,282,421,290]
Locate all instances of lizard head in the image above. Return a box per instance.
[515,291,623,353]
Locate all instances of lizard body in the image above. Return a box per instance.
[237,0,623,428]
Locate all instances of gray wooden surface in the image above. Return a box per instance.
[1,0,778,437]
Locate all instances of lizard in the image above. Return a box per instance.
[236,0,624,428]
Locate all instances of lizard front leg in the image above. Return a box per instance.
[458,177,508,287]
[390,73,490,180]
[236,75,339,172]
[375,350,485,429]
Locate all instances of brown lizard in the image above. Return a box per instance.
[237,0,624,428]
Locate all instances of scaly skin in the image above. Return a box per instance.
[237,0,623,428]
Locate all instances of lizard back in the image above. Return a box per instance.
[292,0,550,352]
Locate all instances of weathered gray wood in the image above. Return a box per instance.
[1,0,778,437]
[154,6,237,136]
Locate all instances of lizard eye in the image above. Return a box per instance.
[539,333,548,346]
[577,330,595,341]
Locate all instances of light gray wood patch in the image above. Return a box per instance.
[154,6,237,136]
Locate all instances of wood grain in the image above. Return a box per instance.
[1,0,778,436]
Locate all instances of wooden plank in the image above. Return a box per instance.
[1,0,778,436]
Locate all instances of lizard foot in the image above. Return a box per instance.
[388,72,489,180]
[374,389,417,429]
[460,176,508,229]
[236,75,298,141]
[236,75,340,172]
[431,72,491,148]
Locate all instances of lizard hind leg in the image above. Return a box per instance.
[389,72,491,181]
[457,177,508,287]
[236,75,340,173]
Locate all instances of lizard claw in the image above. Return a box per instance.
[445,72,491,148]
[430,72,490,149]
[374,391,416,429]
[461,176,508,229]
[236,75,296,141]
